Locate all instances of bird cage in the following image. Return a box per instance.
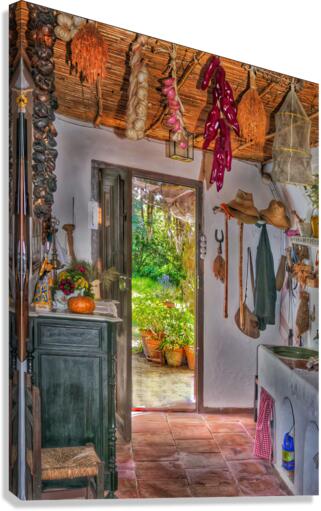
[272,84,313,186]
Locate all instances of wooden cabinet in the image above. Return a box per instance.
[28,313,121,496]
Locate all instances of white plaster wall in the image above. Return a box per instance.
[54,115,290,408]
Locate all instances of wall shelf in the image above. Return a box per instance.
[290,236,319,248]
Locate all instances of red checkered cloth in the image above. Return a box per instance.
[254,387,274,461]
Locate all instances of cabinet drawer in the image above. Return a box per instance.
[32,319,108,351]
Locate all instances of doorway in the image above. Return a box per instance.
[93,161,203,441]
[132,176,197,411]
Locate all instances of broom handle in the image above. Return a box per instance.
[239,222,244,330]
[224,215,229,318]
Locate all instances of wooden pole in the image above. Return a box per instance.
[224,215,229,318]
[63,223,76,261]
[239,222,244,330]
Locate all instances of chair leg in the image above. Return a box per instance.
[96,463,104,499]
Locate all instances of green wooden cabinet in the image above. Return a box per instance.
[29,313,120,496]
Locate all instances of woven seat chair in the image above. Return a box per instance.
[25,373,104,500]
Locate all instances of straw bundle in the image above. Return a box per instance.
[238,69,268,151]
[71,23,106,85]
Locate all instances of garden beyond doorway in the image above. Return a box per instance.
[132,176,197,409]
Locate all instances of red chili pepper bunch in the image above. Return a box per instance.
[201,56,240,191]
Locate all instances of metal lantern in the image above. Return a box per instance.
[168,132,194,162]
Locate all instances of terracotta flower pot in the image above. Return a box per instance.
[68,296,95,314]
[140,330,162,359]
[184,345,195,370]
[165,348,184,367]
[163,300,175,308]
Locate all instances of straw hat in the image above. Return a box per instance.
[222,189,260,224]
[259,200,291,229]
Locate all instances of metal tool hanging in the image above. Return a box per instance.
[213,229,225,283]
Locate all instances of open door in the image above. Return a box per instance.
[98,165,132,442]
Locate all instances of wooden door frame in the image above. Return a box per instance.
[91,161,204,413]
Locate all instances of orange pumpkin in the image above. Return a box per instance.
[68,296,95,314]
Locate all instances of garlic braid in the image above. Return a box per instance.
[126,35,148,140]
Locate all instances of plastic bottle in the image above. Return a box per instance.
[282,432,295,471]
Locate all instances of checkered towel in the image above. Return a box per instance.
[254,387,274,461]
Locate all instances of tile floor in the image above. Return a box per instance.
[132,353,194,408]
[115,411,292,499]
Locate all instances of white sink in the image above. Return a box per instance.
[257,344,319,495]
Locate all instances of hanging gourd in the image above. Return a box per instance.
[162,44,189,151]
[70,22,107,126]
[126,35,149,140]
[272,83,313,185]
[238,67,268,152]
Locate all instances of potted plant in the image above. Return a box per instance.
[160,306,194,367]
[183,310,195,370]
[132,294,168,360]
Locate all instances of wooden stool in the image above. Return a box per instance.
[25,374,104,500]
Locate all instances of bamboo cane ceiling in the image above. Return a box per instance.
[19,2,319,163]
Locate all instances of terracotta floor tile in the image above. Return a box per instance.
[179,452,227,469]
[207,422,247,434]
[133,444,178,461]
[135,461,186,480]
[228,459,274,479]
[203,414,242,423]
[238,475,291,496]
[190,483,240,497]
[168,412,200,418]
[243,425,257,439]
[170,425,212,440]
[185,466,235,486]
[138,479,192,498]
[213,433,253,447]
[175,439,220,453]
[132,433,174,445]
[132,421,171,433]
[220,445,256,461]
[132,412,166,420]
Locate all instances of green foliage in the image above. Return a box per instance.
[132,293,194,351]
[132,198,186,286]
[305,183,319,209]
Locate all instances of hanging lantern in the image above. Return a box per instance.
[168,132,194,162]
[272,84,313,186]
[71,22,106,85]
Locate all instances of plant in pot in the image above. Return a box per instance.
[182,309,195,370]
[156,274,178,308]
[132,294,168,360]
[160,306,194,367]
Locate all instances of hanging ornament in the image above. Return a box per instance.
[126,35,149,140]
[238,67,268,152]
[200,55,239,192]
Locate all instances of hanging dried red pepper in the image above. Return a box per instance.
[201,55,239,191]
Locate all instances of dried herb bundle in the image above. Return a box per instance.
[238,69,268,151]
[71,23,106,85]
